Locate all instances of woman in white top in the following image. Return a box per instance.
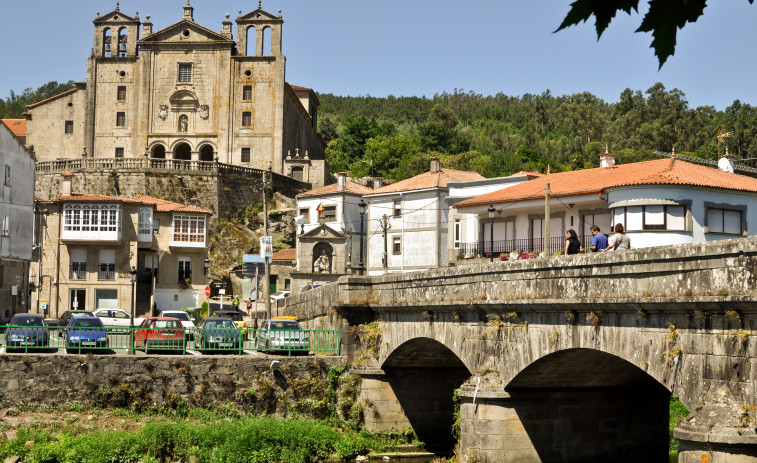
[605,223,630,251]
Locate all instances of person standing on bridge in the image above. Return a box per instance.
[564,229,582,255]
[605,223,630,251]
[590,225,608,252]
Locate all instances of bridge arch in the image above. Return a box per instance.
[379,337,471,453]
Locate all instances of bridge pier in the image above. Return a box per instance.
[457,384,670,462]
[674,382,757,463]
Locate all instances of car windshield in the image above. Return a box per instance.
[11,317,45,327]
[153,320,180,329]
[269,320,301,330]
[273,291,288,297]
[70,312,92,318]
[70,318,103,328]
[204,320,236,330]
[217,312,243,322]
[163,312,190,321]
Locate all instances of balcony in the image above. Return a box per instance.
[98,264,116,280]
[61,229,121,243]
[456,235,596,260]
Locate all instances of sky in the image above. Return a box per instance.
[0,0,755,110]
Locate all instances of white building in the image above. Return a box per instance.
[364,158,483,275]
[293,172,373,290]
[0,122,35,321]
[453,152,757,255]
[446,171,541,262]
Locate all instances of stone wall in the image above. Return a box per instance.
[0,354,345,416]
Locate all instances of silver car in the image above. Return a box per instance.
[256,318,309,355]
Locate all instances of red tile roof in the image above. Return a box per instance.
[52,192,211,214]
[26,87,79,109]
[272,248,297,260]
[369,168,484,195]
[455,158,757,208]
[298,181,373,197]
[136,195,212,214]
[1,119,26,136]
[509,171,543,178]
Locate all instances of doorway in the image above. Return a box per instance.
[70,289,86,311]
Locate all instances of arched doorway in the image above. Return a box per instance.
[174,143,191,161]
[199,145,214,162]
[151,145,166,159]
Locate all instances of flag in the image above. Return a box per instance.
[317,202,323,214]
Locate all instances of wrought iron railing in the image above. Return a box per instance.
[457,234,600,258]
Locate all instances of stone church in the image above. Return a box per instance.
[26,1,327,188]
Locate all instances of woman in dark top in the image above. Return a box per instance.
[564,229,581,255]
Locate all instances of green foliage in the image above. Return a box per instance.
[669,395,690,454]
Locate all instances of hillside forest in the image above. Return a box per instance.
[317,84,757,181]
[4,81,757,181]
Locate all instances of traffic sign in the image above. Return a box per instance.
[204,286,211,297]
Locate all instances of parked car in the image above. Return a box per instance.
[302,281,329,292]
[196,317,243,353]
[46,310,94,335]
[213,310,248,338]
[6,314,49,351]
[92,309,143,332]
[255,317,309,355]
[160,310,196,339]
[65,317,109,354]
[133,317,185,353]
[270,290,291,302]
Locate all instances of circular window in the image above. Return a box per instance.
[183,29,191,37]
[67,102,73,107]
[256,14,262,18]
[244,70,252,77]
[119,70,126,77]
[113,15,119,20]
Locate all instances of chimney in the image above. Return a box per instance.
[599,145,615,168]
[718,147,735,173]
[183,0,194,21]
[373,177,383,190]
[337,172,347,192]
[142,14,153,35]
[430,157,441,173]
[61,172,75,196]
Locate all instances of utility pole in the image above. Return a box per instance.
[379,214,391,273]
[544,183,551,254]
[264,163,272,320]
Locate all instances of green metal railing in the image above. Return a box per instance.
[1,325,340,356]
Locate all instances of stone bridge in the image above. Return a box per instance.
[283,238,757,462]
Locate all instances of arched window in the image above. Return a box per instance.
[174,143,191,161]
[312,242,333,273]
[117,27,128,57]
[262,27,271,56]
[246,26,257,56]
[151,145,166,159]
[199,145,214,161]
[103,28,113,57]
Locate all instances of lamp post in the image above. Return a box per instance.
[129,266,137,355]
[488,205,496,263]
[204,258,211,276]
[358,199,366,275]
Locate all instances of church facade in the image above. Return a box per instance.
[25,2,327,187]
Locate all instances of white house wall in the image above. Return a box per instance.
[607,185,757,248]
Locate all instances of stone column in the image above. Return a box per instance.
[674,383,757,462]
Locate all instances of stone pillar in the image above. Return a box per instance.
[355,369,412,432]
[674,383,757,462]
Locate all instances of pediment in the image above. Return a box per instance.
[139,20,234,44]
[302,224,344,240]
[237,9,282,23]
[94,9,139,25]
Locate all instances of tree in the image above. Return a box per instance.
[555,0,750,68]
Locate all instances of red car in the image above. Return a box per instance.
[133,317,185,353]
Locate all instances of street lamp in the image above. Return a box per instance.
[358,199,366,275]
[204,258,211,276]
[129,266,137,355]
[488,205,496,263]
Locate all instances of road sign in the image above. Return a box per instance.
[260,236,273,258]
[242,254,267,276]
[219,289,226,295]
[204,286,211,297]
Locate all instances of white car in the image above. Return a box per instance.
[270,290,291,302]
[91,309,143,331]
[160,310,196,333]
